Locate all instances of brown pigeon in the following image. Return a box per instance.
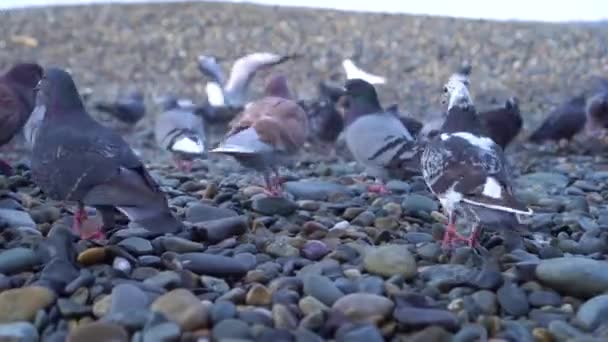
[211,74,308,196]
[31,67,183,240]
[0,62,44,173]
[529,95,586,143]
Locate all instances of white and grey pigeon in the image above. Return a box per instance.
[341,79,419,194]
[154,96,206,172]
[197,52,297,108]
[421,74,533,248]
[342,59,386,85]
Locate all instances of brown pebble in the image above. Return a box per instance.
[246,284,272,306]
[77,247,107,266]
[67,321,128,342]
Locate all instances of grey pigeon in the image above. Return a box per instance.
[529,95,586,143]
[155,96,206,172]
[421,73,532,249]
[94,90,146,124]
[0,63,43,174]
[31,68,183,240]
[341,79,419,194]
[299,81,345,150]
[211,74,308,196]
[198,52,297,107]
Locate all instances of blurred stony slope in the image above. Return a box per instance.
[0,1,606,127]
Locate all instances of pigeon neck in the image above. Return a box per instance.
[441,105,484,135]
[48,90,85,115]
[344,97,383,126]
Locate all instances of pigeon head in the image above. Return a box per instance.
[264,74,292,99]
[442,75,473,111]
[5,63,43,89]
[506,97,519,110]
[39,67,85,112]
[586,91,608,130]
[341,79,383,124]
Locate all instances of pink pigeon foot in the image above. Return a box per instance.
[442,222,480,249]
[72,206,106,241]
[367,183,391,194]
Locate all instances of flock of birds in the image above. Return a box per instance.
[0,52,607,251]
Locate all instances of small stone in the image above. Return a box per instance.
[0,286,55,323]
[272,303,297,329]
[252,196,297,216]
[576,294,608,330]
[336,323,384,342]
[57,298,91,318]
[179,253,248,277]
[472,290,497,315]
[0,208,36,228]
[141,322,181,342]
[212,319,251,340]
[299,296,329,315]
[386,180,411,193]
[210,301,237,323]
[303,275,344,306]
[301,240,329,260]
[110,283,149,314]
[0,322,39,342]
[374,216,399,230]
[194,216,248,243]
[266,238,299,257]
[118,237,154,256]
[298,200,321,211]
[352,211,375,226]
[0,247,40,274]
[363,244,417,279]
[393,307,458,330]
[332,293,394,323]
[497,281,530,316]
[535,257,608,297]
[343,207,365,220]
[200,275,230,294]
[246,284,272,306]
[93,295,111,318]
[528,290,562,307]
[401,194,438,215]
[157,236,205,253]
[284,180,349,200]
[185,203,237,223]
[67,321,128,342]
[77,247,107,265]
[143,270,182,289]
[29,205,61,224]
[151,289,209,331]
[383,202,403,216]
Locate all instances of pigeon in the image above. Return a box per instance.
[198,52,297,108]
[342,59,386,85]
[585,89,608,136]
[31,68,183,240]
[529,95,586,143]
[299,81,345,149]
[341,79,419,194]
[421,74,533,248]
[155,96,206,172]
[94,90,146,124]
[0,62,44,173]
[385,104,424,137]
[211,74,308,196]
[479,97,522,149]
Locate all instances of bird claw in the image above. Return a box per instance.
[441,223,480,249]
[367,184,391,195]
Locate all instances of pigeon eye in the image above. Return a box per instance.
[443,87,448,93]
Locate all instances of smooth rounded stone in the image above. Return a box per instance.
[179,253,248,277]
[265,239,299,258]
[401,194,438,215]
[535,257,608,297]
[0,247,41,275]
[301,240,329,260]
[332,293,394,323]
[143,271,182,289]
[57,298,91,318]
[417,243,442,261]
[185,203,237,223]
[0,322,39,342]
[156,236,204,253]
[419,264,480,291]
[299,296,329,315]
[136,256,161,268]
[30,205,61,224]
[385,180,411,194]
[132,267,160,281]
[284,180,348,200]
[93,295,111,318]
[151,289,209,330]
[246,284,272,306]
[113,228,155,240]
[539,245,564,259]
[0,286,55,323]
[297,200,321,211]
[516,172,569,190]
[0,208,36,228]
[118,237,154,256]
[382,202,402,216]
[351,211,375,226]
[67,321,128,342]
[212,319,252,340]
[578,217,600,231]
[303,275,344,306]
[472,290,498,315]
[111,283,150,314]
[210,301,237,324]
[141,321,181,342]
[404,232,434,244]
[342,207,365,220]
[252,197,297,216]
[358,276,384,295]
[576,294,608,331]
[234,253,257,271]
[334,278,357,295]
[497,281,530,316]
[374,216,399,230]
[295,328,324,342]
[528,290,562,307]
[529,309,570,328]
[201,275,231,294]
[238,308,273,326]
[194,216,248,243]
[548,320,587,340]
[394,306,458,330]
[335,323,383,342]
[498,320,534,342]
[77,247,107,265]
[452,323,488,342]
[272,303,297,330]
[113,257,132,274]
[363,244,417,279]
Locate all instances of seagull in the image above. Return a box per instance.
[342,59,386,85]
[421,73,533,248]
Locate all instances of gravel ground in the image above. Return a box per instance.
[1,2,608,342]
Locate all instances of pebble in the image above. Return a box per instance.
[284,180,348,200]
[179,253,249,277]
[0,286,55,323]
[363,244,417,279]
[201,275,230,294]
[497,281,530,316]
[0,208,36,228]
[110,283,150,314]
[272,303,298,329]
[301,240,329,260]
[77,247,107,265]
[332,293,394,323]
[141,322,181,342]
[157,236,205,253]
[401,194,438,215]
[535,257,608,297]
[299,296,329,315]
[67,322,128,342]
[472,290,498,315]
[393,307,458,330]
[303,274,344,306]
[212,318,251,340]
[335,323,384,342]
[143,270,182,289]
[151,289,209,330]
[386,180,411,194]
[528,290,562,307]
[266,238,300,257]
[576,294,608,331]
[210,300,237,323]
[252,196,298,216]
[0,247,40,274]
[246,284,272,306]
[118,237,154,255]
[185,203,237,223]
[194,215,248,243]
[0,322,39,342]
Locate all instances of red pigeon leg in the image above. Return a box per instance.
[441,213,467,249]
[72,204,105,241]
[459,223,481,248]
[367,178,391,194]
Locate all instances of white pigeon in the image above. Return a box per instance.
[342,59,386,85]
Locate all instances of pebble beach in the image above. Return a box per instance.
[1,1,608,341]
